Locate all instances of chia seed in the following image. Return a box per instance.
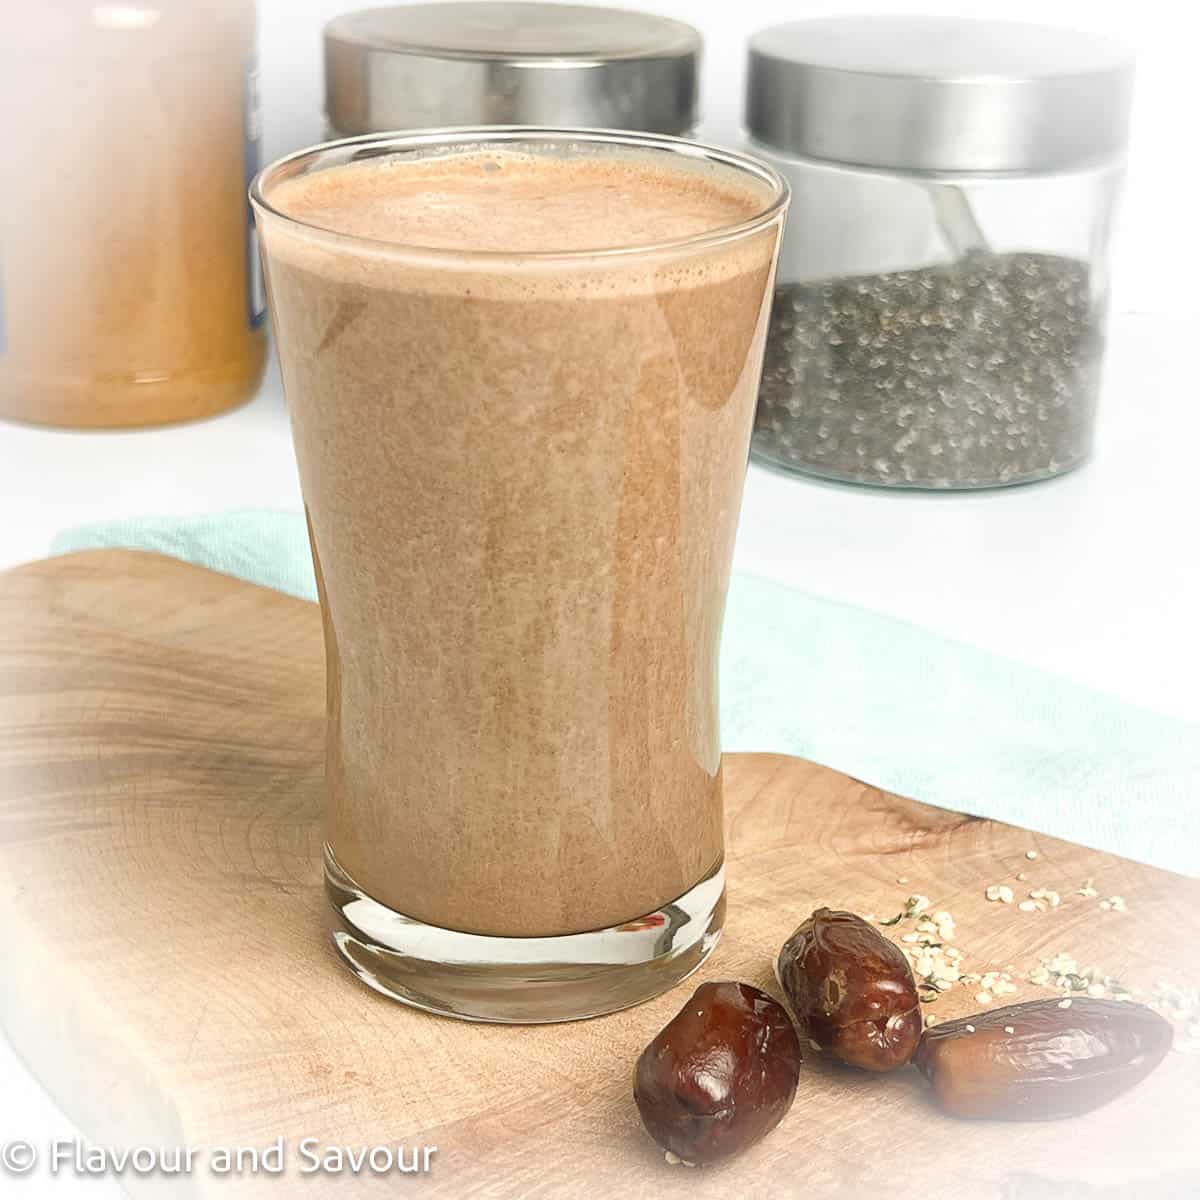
[751,252,1104,489]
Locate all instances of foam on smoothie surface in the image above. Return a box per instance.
[269,147,770,254]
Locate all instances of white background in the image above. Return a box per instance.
[1,1,1198,1196]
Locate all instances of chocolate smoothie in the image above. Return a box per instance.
[258,138,783,939]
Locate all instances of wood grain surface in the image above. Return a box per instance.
[0,549,1196,1199]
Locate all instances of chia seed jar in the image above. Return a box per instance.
[744,17,1134,489]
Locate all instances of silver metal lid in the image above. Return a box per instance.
[326,3,700,136]
[746,16,1134,173]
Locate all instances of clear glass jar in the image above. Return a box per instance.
[323,4,700,139]
[0,1,267,428]
[744,17,1134,489]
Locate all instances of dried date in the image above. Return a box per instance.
[633,981,803,1164]
[777,908,922,1071]
[915,997,1173,1120]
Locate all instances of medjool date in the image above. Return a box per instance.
[633,981,802,1164]
[778,908,922,1071]
[915,997,1173,1120]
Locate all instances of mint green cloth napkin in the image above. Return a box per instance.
[53,511,1199,878]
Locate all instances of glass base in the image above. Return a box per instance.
[324,847,725,1024]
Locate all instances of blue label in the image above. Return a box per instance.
[244,61,266,330]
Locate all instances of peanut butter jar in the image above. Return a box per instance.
[0,1,267,428]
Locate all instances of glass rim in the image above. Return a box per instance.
[249,126,790,263]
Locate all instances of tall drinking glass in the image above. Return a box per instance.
[252,129,788,1022]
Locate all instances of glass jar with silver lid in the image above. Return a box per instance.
[744,17,1135,489]
[325,2,701,138]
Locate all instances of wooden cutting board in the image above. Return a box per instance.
[1,550,1196,1199]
